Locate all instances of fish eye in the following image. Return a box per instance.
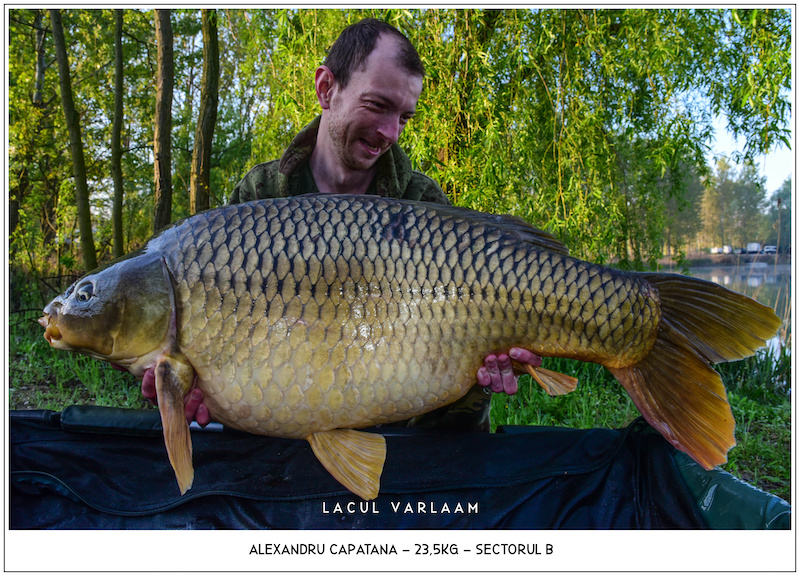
[76,283,94,303]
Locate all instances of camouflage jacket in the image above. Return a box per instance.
[229,116,449,206]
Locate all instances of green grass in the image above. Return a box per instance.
[717,347,792,499]
[8,312,152,412]
[490,358,636,429]
[491,347,792,430]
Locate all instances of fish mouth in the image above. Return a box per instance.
[38,314,62,345]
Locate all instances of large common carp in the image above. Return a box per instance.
[39,195,781,500]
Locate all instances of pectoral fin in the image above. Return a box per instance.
[524,365,578,396]
[155,356,195,494]
[307,429,387,501]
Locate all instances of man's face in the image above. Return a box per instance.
[325,35,423,172]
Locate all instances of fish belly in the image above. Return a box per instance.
[161,196,660,438]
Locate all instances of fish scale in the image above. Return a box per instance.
[40,194,782,499]
[162,196,655,439]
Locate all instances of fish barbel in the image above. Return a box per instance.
[39,195,781,499]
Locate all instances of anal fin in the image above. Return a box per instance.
[524,365,578,396]
[307,429,386,500]
[155,356,195,494]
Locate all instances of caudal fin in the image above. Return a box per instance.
[609,273,782,470]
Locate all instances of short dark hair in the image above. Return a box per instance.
[324,18,424,88]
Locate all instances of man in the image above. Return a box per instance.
[142,18,541,430]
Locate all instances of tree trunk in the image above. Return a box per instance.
[11,10,48,258]
[111,9,125,257]
[50,9,98,271]
[9,161,26,255]
[8,10,51,260]
[190,9,220,215]
[153,9,174,233]
[33,10,47,105]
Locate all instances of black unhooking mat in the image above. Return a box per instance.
[7,406,725,529]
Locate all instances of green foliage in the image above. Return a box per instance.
[9,9,158,274]
[9,10,70,274]
[716,9,792,157]
[725,392,791,498]
[8,8,792,275]
[760,177,791,251]
[717,344,791,401]
[701,157,768,248]
[662,162,704,269]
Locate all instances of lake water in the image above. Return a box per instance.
[683,263,792,350]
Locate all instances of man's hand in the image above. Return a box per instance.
[141,367,211,427]
[477,347,542,395]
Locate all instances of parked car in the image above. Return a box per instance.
[746,242,762,254]
[763,245,777,254]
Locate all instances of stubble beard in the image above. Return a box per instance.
[327,116,378,172]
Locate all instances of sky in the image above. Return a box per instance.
[706,115,793,195]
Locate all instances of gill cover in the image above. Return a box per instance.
[41,251,172,362]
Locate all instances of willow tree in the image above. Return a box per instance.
[9,8,791,276]
[50,9,97,271]
[402,9,791,266]
[241,8,790,268]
